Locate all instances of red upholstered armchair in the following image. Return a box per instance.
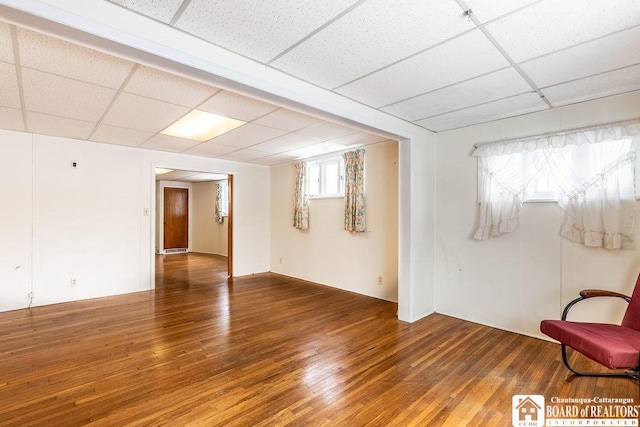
[540,273,640,383]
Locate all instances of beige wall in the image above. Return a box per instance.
[192,180,228,256]
[270,141,399,301]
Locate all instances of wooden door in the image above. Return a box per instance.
[164,187,188,249]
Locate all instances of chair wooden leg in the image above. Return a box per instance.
[561,345,640,379]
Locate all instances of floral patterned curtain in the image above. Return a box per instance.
[215,183,224,224]
[343,149,366,232]
[293,162,309,230]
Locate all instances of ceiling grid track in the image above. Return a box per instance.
[267,0,371,65]
[9,24,28,132]
[87,64,140,142]
[169,0,193,26]
[454,0,553,109]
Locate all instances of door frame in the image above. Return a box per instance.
[157,182,192,254]
[150,165,234,289]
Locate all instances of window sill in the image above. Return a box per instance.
[308,195,343,200]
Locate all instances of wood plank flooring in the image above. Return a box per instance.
[0,253,637,425]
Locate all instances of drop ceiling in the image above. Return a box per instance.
[1,0,639,165]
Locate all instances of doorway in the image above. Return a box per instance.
[154,168,233,285]
[163,187,189,251]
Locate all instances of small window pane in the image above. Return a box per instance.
[308,164,320,196]
[323,162,339,195]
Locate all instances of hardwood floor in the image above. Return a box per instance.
[0,253,637,426]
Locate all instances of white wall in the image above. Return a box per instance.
[192,180,228,256]
[0,131,33,312]
[0,129,270,312]
[435,91,640,339]
[271,141,399,301]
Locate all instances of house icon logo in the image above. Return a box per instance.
[512,395,545,427]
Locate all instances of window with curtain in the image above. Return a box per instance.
[214,180,228,224]
[473,120,640,249]
[343,148,366,233]
[293,162,309,230]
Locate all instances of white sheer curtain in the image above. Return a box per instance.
[473,120,640,249]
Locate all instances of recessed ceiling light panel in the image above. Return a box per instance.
[161,110,245,141]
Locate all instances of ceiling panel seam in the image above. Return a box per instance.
[539,62,640,91]
[454,0,552,108]
[10,24,27,131]
[87,64,139,142]
[413,91,538,122]
[518,22,640,66]
[169,0,193,26]
[379,65,513,109]
[330,26,479,92]
[267,0,370,65]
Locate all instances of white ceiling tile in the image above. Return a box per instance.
[0,106,24,132]
[102,92,189,132]
[0,62,20,108]
[297,121,358,140]
[382,67,532,121]
[107,0,184,23]
[22,68,116,122]
[415,93,548,132]
[250,133,321,154]
[272,0,475,88]
[485,0,640,63]
[219,149,270,162]
[336,30,509,107]
[139,134,202,152]
[26,112,95,140]
[182,142,239,158]
[17,27,134,89]
[208,123,288,148]
[542,65,640,107]
[463,0,539,23]
[175,0,360,62]
[0,22,14,63]
[328,132,390,147]
[521,26,640,88]
[124,65,219,107]
[249,154,297,166]
[198,90,279,121]
[90,124,154,147]
[253,108,323,132]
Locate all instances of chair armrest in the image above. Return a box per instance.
[561,289,631,320]
[579,289,631,300]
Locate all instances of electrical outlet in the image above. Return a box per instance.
[71,278,78,287]
[279,257,283,264]
[28,291,34,299]
[377,275,383,286]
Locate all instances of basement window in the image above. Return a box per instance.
[307,157,345,198]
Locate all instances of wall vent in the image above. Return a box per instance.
[165,248,188,254]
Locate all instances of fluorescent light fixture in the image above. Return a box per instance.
[161,110,245,141]
[155,168,174,176]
